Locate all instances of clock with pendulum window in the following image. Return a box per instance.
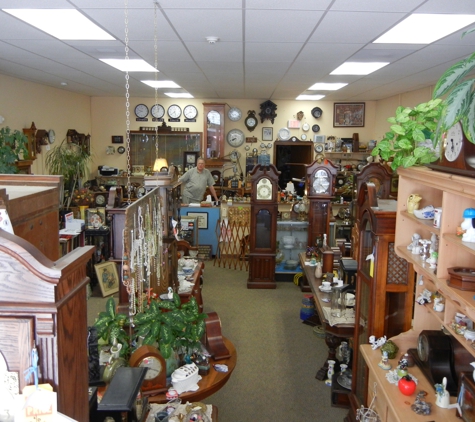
[247,163,280,289]
[305,159,337,247]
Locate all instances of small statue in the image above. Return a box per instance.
[325,360,335,386]
[416,288,432,305]
[378,351,391,370]
[435,377,450,408]
[407,233,421,253]
[461,208,475,243]
[426,251,438,269]
[369,335,387,350]
[407,194,422,214]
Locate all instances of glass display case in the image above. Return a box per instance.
[276,220,308,281]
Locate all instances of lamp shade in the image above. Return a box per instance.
[153,158,168,172]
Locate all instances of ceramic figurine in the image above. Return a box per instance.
[461,208,475,243]
[426,251,438,269]
[314,261,323,279]
[407,233,421,253]
[471,362,475,382]
[407,194,422,214]
[378,351,391,370]
[435,377,450,408]
[325,360,335,386]
[411,391,432,415]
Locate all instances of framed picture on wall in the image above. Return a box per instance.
[184,151,199,168]
[333,102,365,127]
[187,211,208,229]
[262,127,273,141]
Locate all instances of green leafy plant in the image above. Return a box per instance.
[93,297,130,357]
[371,98,443,170]
[133,294,207,359]
[45,139,91,207]
[0,127,29,174]
[433,28,475,143]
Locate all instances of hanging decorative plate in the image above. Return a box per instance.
[118,146,126,154]
[278,127,291,140]
[312,124,320,133]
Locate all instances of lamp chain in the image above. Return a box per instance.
[124,0,132,203]
[154,1,159,164]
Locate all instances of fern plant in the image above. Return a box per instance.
[433,27,475,143]
[0,127,29,174]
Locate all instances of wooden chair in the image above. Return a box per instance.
[176,240,199,257]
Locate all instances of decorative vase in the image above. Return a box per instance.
[314,262,323,279]
[325,360,335,386]
[79,205,88,221]
[406,194,422,214]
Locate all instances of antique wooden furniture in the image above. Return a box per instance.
[299,252,354,381]
[247,164,280,289]
[305,159,338,247]
[351,163,393,260]
[0,229,94,421]
[347,182,415,421]
[148,337,236,404]
[353,166,475,422]
[0,174,63,261]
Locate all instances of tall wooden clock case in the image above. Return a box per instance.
[305,159,338,246]
[347,182,415,421]
[248,164,280,289]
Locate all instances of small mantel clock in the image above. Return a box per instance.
[248,163,280,289]
[305,159,337,246]
[427,121,475,177]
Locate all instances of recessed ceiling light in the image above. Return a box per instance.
[60,82,68,86]
[165,93,194,98]
[308,83,348,91]
[3,9,114,40]
[330,62,389,75]
[296,95,325,101]
[142,80,180,88]
[374,14,475,44]
[100,59,157,72]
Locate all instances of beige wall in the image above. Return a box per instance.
[0,73,92,176]
[0,72,435,179]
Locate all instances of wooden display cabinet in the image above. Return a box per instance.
[347,182,415,421]
[354,166,475,422]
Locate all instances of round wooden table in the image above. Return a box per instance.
[148,337,237,404]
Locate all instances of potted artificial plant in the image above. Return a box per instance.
[371,98,443,170]
[0,127,29,174]
[45,138,91,208]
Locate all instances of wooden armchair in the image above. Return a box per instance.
[176,239,199,257]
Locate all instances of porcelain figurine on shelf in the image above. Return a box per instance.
[407,194,422,214]
[378,351,391,370]
[461,208,475,243]
[407,233,421,253]
[325,360,335,386]
[435,377,450,408]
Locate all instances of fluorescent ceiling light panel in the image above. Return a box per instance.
[100,59,157,72]
[142,80,181,88]
[165,93,194,98]
[3,9,114,40]
[374,14,475,44]
[308,83,348,91]
[296,95,325,100]
[330,62,389,75]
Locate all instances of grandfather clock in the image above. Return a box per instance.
[305,159,337,247]
[247,164,280,289]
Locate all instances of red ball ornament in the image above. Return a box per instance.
[398,375,416,396]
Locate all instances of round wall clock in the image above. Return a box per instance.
[302,123,310,132]
[311,107,323,119]
[134,104,149,118]
[314,143,324,153]
[94,192,107,206]
[151,104,165,119]
[228,107,242,122]
[278,128,290,141]
[245,110,258,132]
[167,104,182,119]
[118,146,125,154]
[312,124,321,133]
[227,129,245,147]
[184,105,198,119]
[301,134,307,141]
[129,345,167,393]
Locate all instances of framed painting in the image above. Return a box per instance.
[333,102,365,127]
[95,261,120,297]
[262,127,273,141]
[111,135,124,144]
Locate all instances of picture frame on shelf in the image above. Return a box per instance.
[86,208,106,229]
[333,102,365,127]
[187,211,208,229]
[262,127,273,141]
[95,261,120,297]
[184,151,199,169]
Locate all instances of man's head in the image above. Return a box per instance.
[197,158,206,172]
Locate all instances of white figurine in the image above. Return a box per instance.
[369,335,387,350]
[461,208,475,243]
[435,377,450,408]
[407,233,421,253]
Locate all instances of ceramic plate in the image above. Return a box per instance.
[278,127,291,140]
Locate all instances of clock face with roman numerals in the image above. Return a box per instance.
[256,177,273,200]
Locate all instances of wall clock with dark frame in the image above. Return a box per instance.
[183,151,199,169]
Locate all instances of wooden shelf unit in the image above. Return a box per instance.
[357,166,475,422]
